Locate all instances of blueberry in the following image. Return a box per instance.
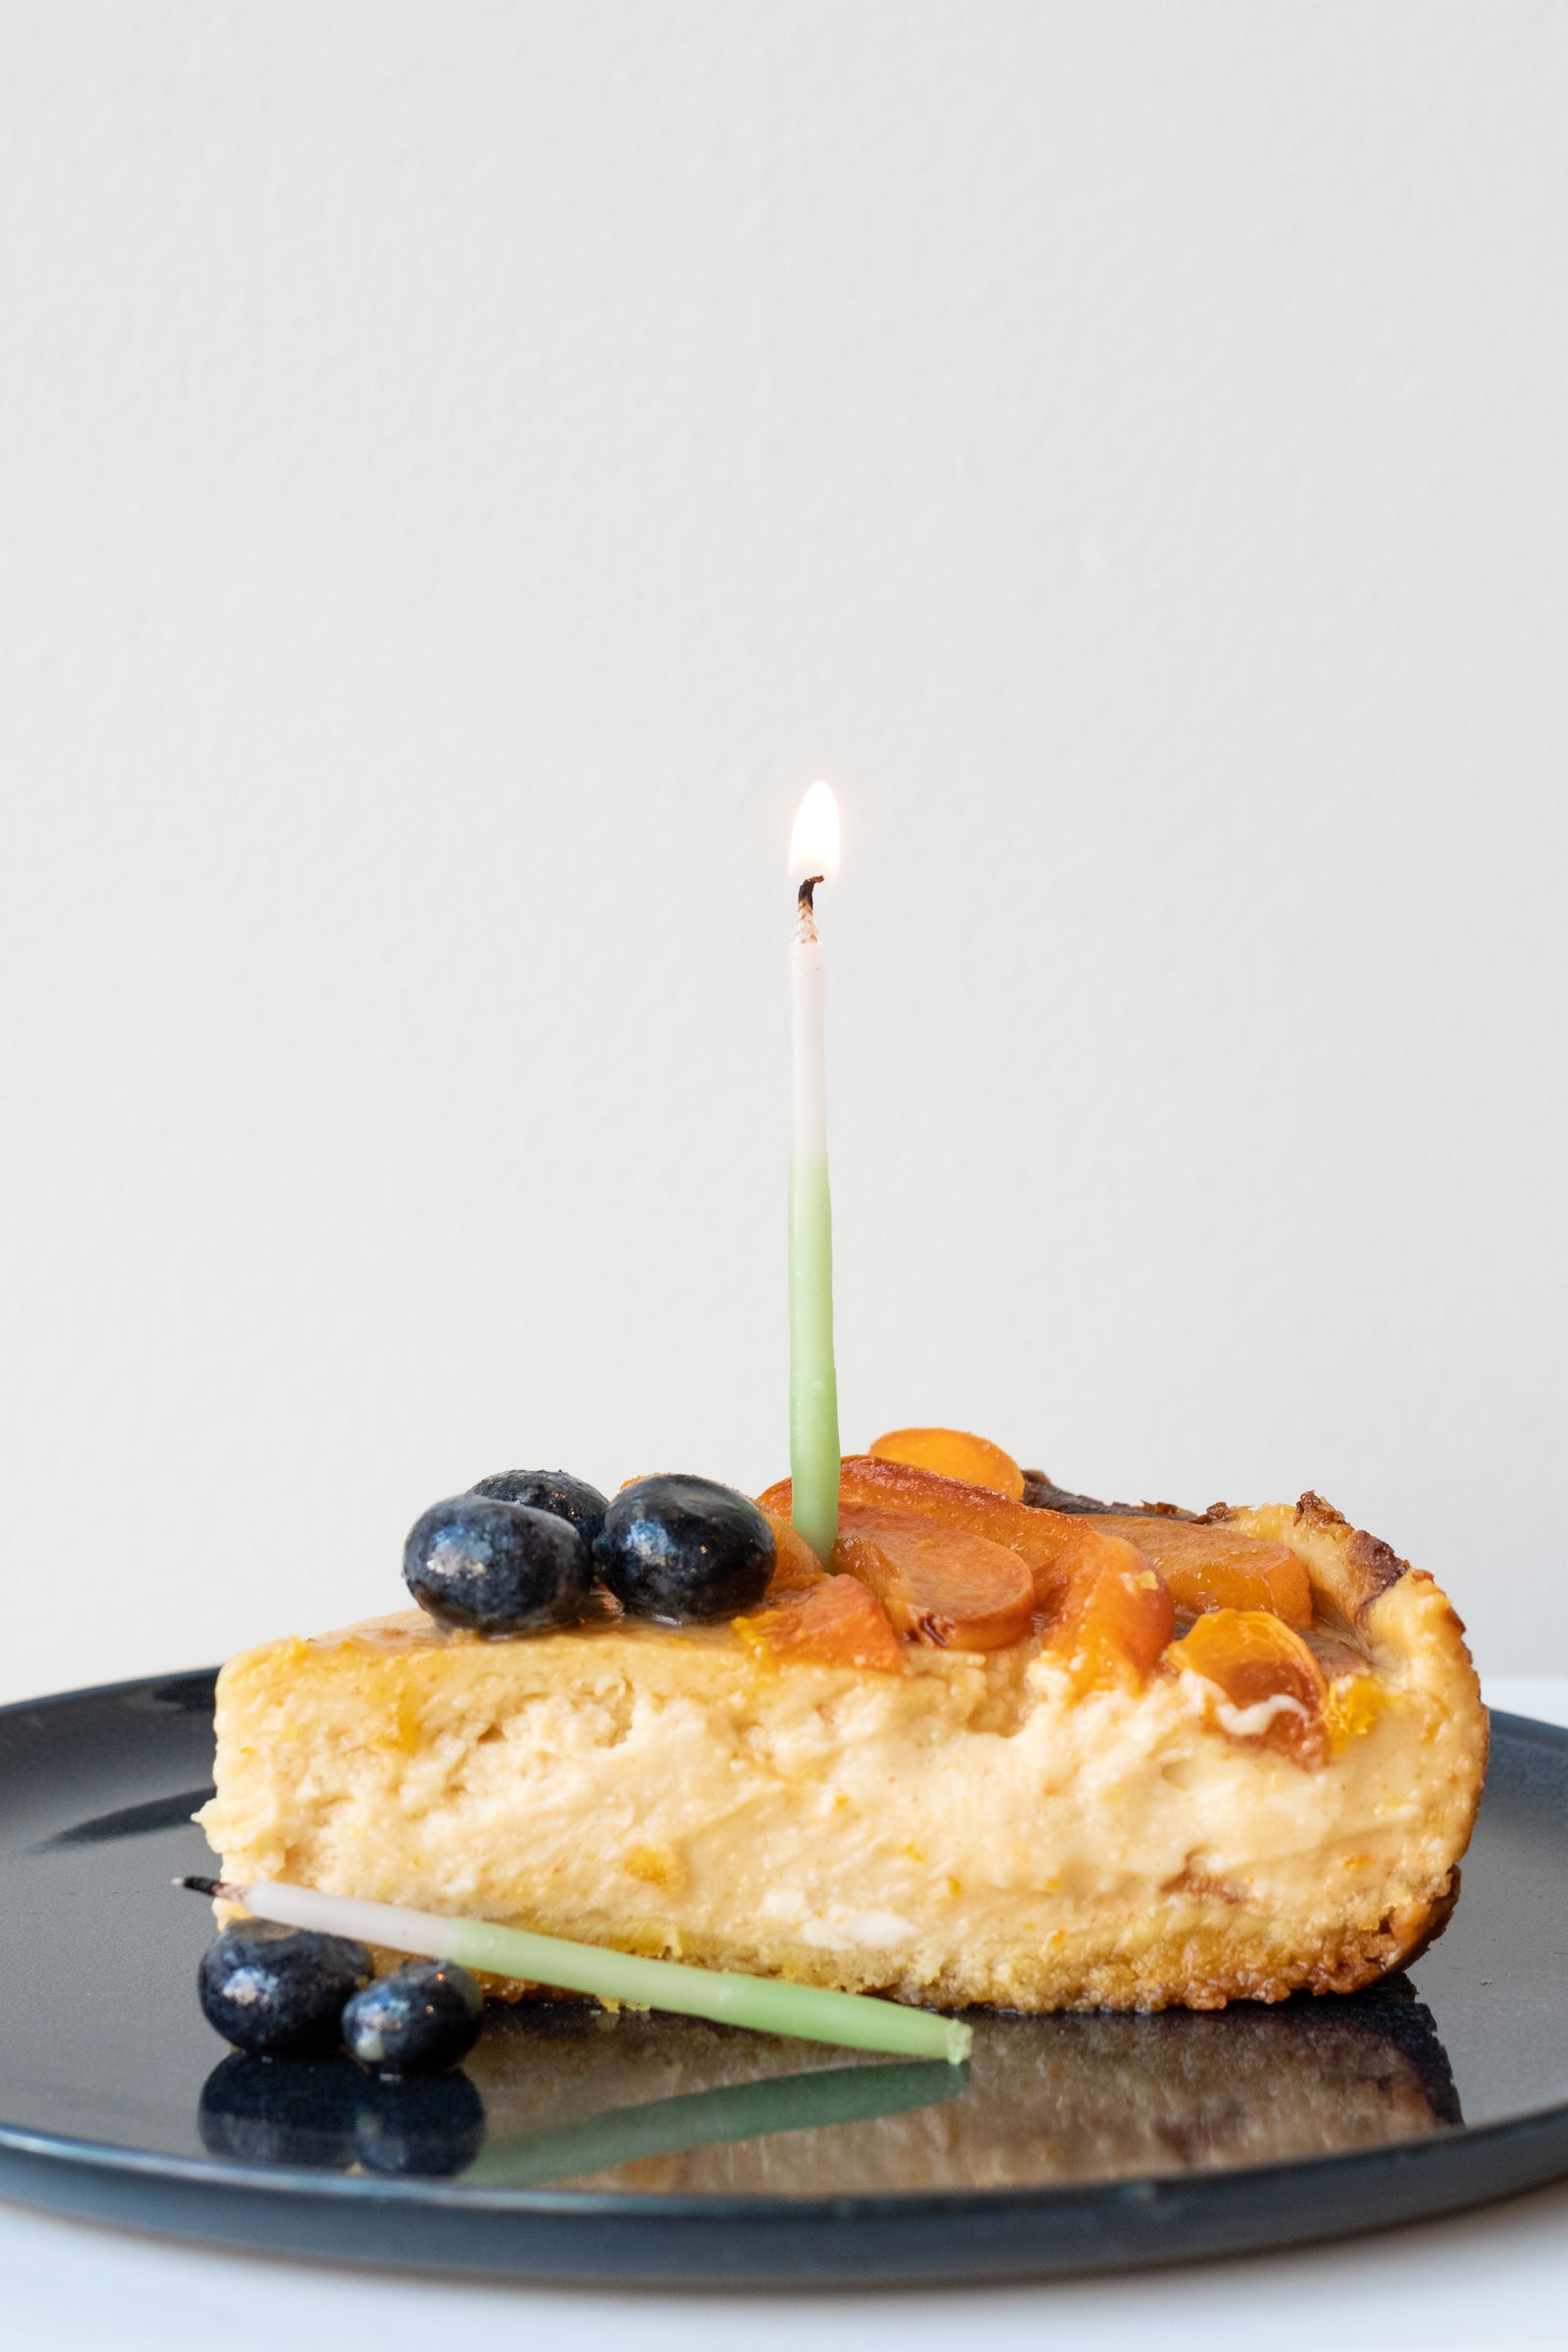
[470,1468,609,1552]
[197,1922,371,2059]
[343,1960,484,2077]
[403,1494,592,1636]
[593,1475,775,1622]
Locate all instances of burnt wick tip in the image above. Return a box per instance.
[797,873,823,913]
[175,1874,223,1897]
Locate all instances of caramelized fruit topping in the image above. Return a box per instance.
[758,1448,1321,1688]
[867,1427,1025,1501]
[736,1576,902,1671]
[832,1508,1036,1651]
[1172,1607,1329,1767]
[760,1511,830,1596]
[760,1459,1079,1597]
[1046,1533,1175,1692]
[1100,1515,1312,1630]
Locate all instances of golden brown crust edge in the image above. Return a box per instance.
[432,1903,1465,2017]
[435,1865,1470,2016]
[1210,1491,1488,2001]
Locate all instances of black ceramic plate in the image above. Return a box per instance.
[1,1671,1566,2285]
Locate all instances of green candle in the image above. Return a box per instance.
[789,1140,838,1560]
[788,784,842,1562]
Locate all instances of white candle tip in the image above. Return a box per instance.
[788,781,842,884]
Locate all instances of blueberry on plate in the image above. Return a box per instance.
[593,1475,775,1622]
[470,1468,609,1552]
[404,1494,592,1636]
[342,1960,484,2077]
[197,1922,372,2059]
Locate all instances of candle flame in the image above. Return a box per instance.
[788,781,841,883]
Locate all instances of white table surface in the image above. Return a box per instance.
[4,1675,1565,2352]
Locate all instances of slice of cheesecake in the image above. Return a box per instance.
[197,1472,1485,2014]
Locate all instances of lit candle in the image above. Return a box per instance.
[788,782,842,1563]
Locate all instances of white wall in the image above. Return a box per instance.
[3,1,1564,1702]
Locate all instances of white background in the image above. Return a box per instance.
[3,1,1565,1704]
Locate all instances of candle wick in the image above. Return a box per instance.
[797,874,823,914]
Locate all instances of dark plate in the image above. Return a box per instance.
[1,1671,1566,2285]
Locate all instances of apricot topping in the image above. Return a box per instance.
[760,1459,1078,1598]
[760,1510,829,1596]
[832,1508,1036,1651]
[1046,1533,1175,1693]
[867,1428,1026,1502]
[1173,1608,1329,1767]
[1100,1516,1312,1630]
[736,1576,902,1672]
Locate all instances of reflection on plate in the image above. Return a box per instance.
[200,2056,486,2178]
[193,1977,1459,2193]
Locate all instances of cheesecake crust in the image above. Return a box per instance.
[198,1495,1485,2014]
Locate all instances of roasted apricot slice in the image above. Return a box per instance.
[1100,1516,1311,1630]
[1046,1533,1174,1693]
[1172,1607,1329,1767]
[832,1507,1036,1650]
[760,1510,829,1596]
[737,1575,902,1671]
[867,1428,1025,1502]
[760,1459,1078,1598]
